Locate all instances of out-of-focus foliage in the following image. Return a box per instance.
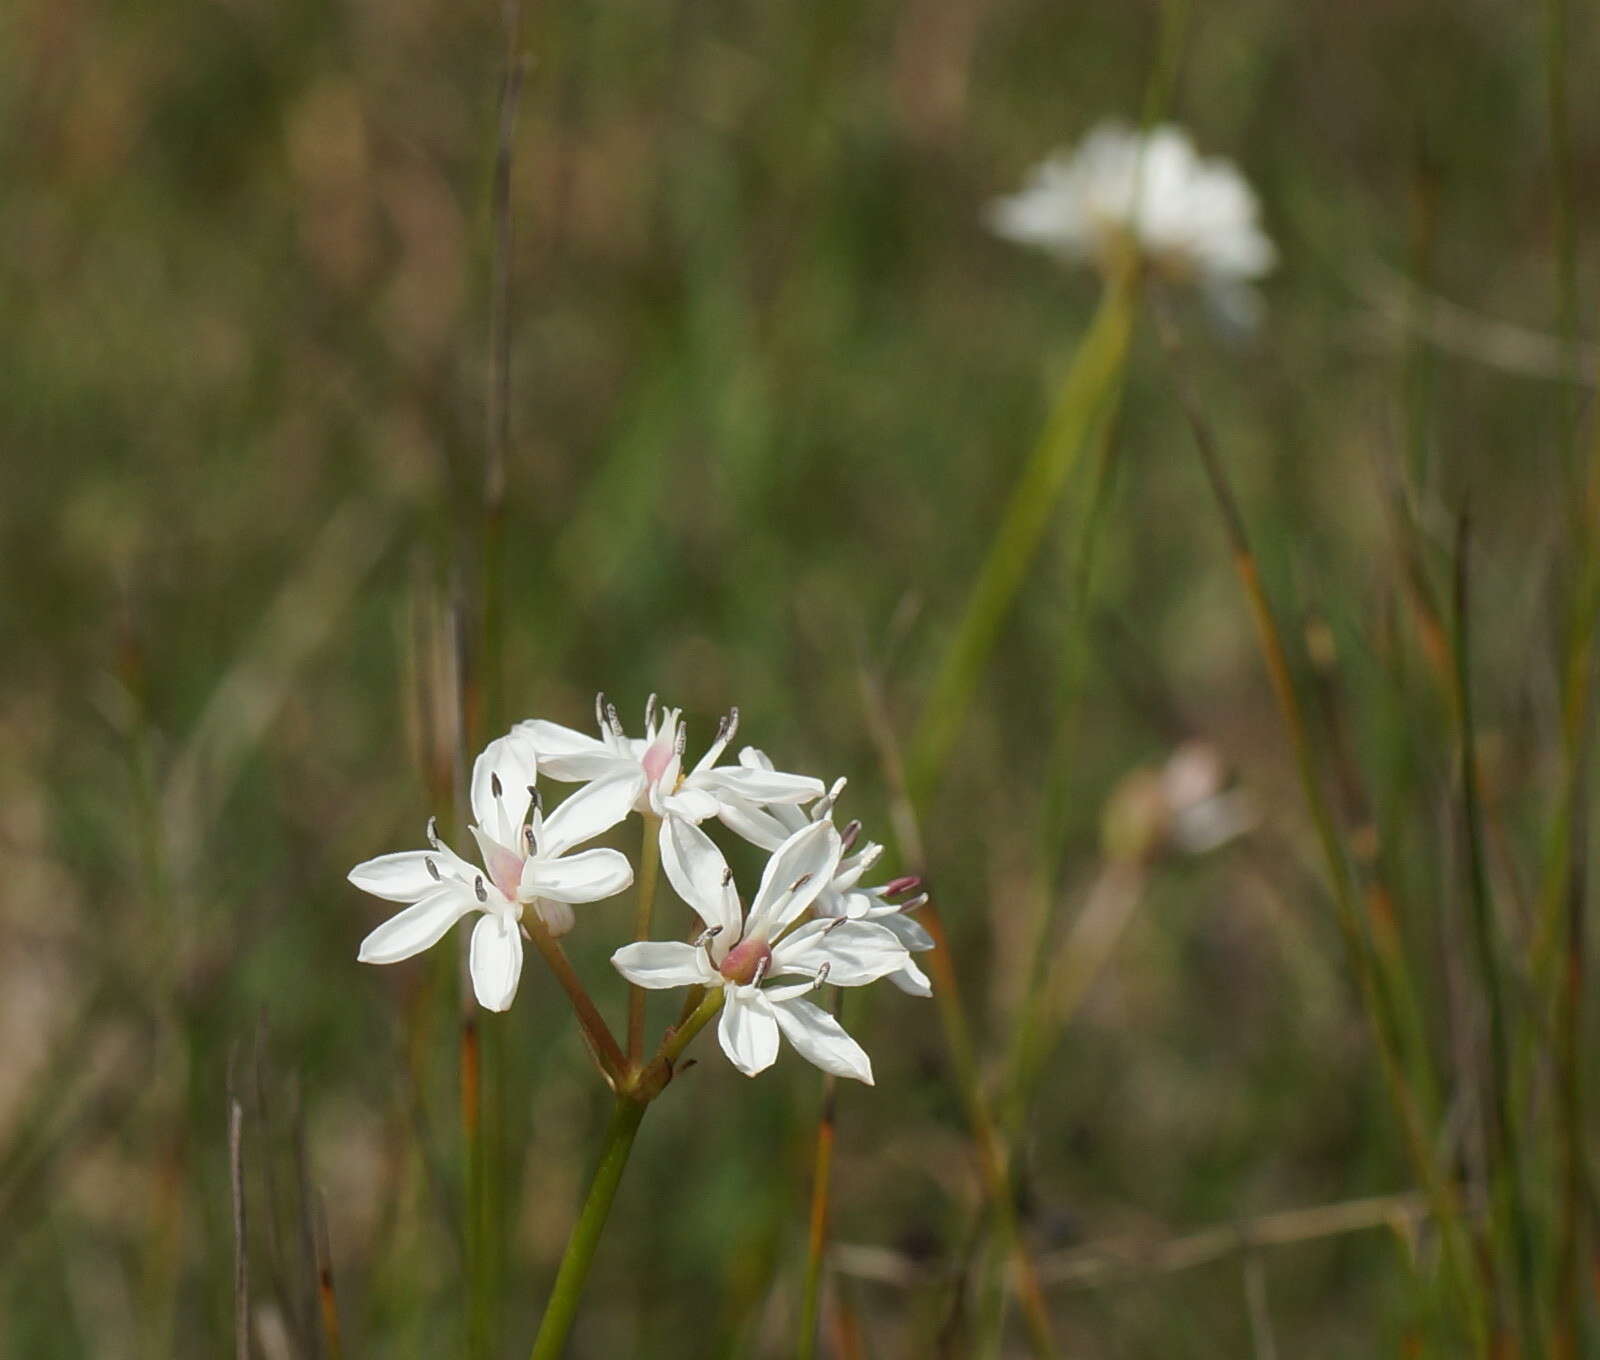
[2,0,1596,1354]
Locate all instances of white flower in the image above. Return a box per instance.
[987,121,1275,324]
[350,731,635,1012]
[518,694,824,825]
[718,749,936,997]
[610,818,910,1083]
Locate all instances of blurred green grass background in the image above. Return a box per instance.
[3,0,1597,1354]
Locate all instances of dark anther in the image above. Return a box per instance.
[426,856,442,881]
[790,873,814,893]
[474,876,488,903]
[490,772,504,800]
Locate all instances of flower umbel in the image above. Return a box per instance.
[610,817,910,1083]
[350,731,634,1011]
[988,120,1276,326]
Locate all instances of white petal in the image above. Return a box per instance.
[659,816,742,937]
[718,989,780,1076]
[535,898,575,937]
[770,996,874,1084]
[889,957,933,997]
[746,820,841,939]
[521,847,633,903]
[469,912,524,1012]
[772,919,909,986]
[515,719,625,782]
[610,941,715,990]
[693,766,825,806]
[538,773,641,856]
[738,747,775,771]
[358,886,477,964]
[657,785,720,823]
[349,850,456,903]
[880,912,935,953]
[715,798,791,851]
[471,731,541,845]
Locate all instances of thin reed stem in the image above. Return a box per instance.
[463,1014,490,1360]
[798,1001,841,1360]
[627,814,662,1067]
[229,1096,249,1360]
[920,902,1057,1360]
[1451,516,1538,1350]
[1158,316,1487,1349]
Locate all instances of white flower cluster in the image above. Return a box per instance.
[987,120,1275,326]
[349,695,932,1084]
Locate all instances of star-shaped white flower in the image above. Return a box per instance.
[518,694,824,825]
[610,818,909,1083]
[987,121,1276,326]
[718,748,935,997]
[350,731,635,1011]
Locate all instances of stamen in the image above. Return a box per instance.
[426,815,442,849]
[595,691,608,734]
[789,873,813,894]
[900,892,929,913]
[811,962,831,991]
[644,692,658,734]
[840,818,863,851]
[722,706,740,745]
[750,954,771,987]
[474,875,488,903]
[822,916,846,934]
[884,875,922,898]
[694,924,725,947]
[605,700,623,738]
[673,722,687,756]
[490,772,503,800]
[524,825,536,852]
[720,866,733,887]
[425,856,442,881]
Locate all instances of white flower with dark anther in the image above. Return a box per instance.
[518,694,824,825]
[610,818,910,1083]
[718,749,936,997]
[987,121,1276,327]
[350,731,635,1012]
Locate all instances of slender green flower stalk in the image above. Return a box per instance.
[908,267,1138,808]
[526,987,729,1360]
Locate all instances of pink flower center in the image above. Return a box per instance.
[481,840,525,904]
[640,738,675,787]
[718,936,772,986]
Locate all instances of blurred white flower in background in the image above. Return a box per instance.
[350,731,635,1011]
[611,818,909,1083]
[987,120,1276,328]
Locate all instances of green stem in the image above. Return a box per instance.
[908,270,1137,808]
[528,990,725,1360]
[527,1097,646,1360]
[627,815,662,1066]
